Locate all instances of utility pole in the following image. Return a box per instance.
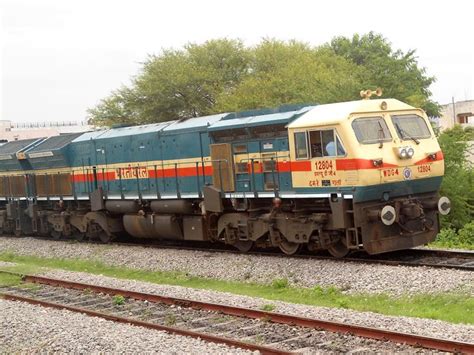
[452,97,456,127]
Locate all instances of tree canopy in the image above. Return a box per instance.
[88,33,439,126]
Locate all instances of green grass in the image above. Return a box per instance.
[0,252,472,324]
[429,241,474,250]
[0,272,23,287]
[260,303,276,312]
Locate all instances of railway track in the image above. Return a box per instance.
[99,239,474,271]
[1,271,473,354]
[2,234,474,271]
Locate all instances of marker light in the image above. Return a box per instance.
[428,152,437,160]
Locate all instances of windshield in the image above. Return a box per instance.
[352,117,392,144]
[391,114,431,140]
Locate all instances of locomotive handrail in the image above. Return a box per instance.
[237,154,291,163]
[71,158,231,199]
[10,154,284,200]
[237,155,290,195]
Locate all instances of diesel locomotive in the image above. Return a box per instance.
[0,90,450,257]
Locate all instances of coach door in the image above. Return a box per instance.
[210,143,235,192]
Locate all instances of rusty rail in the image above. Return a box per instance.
[3,272,473,354]
[1,292,287,355]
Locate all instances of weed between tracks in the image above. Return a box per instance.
[113,294,126,305]
[0,252,472,325]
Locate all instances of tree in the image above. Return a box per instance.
[88,34,439,125]
[328,32,439,117]
[88,39,250,125]
[214,40,363,112]
[87,86,141,127]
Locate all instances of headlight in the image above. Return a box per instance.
[398,146,414,159]
[398,148,408,159]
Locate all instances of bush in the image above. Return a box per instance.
[433,222,474,250]
[438,126,474,229]
[458,222,474,245]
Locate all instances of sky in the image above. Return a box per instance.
[0,0,473,123]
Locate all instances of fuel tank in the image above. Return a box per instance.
[123,214,183,240]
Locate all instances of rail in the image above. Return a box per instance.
[1,270,472,353]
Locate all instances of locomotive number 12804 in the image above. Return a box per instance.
[314,160,333,170]
[417,164,431,173]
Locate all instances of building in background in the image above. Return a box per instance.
[0,120,92,143]
[438,100,474,131]
[436,100,474,166]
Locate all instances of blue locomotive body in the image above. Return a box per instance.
[0,99,449,256]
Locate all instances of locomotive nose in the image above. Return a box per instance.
[438,196,451,215]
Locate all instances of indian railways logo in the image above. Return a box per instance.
[403,167,412,180]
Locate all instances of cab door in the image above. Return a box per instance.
[290,128,346,189]
[308,129,341,189]
[210,143,235,192]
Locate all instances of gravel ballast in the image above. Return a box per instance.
[0,261,16,268]
[38,269,474,343]
[0,299,250,354]
[0,237,472,296]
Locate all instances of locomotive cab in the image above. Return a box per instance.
[287,96,449,255]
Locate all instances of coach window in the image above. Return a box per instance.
[294,132,309,159]
[309,129,346,158]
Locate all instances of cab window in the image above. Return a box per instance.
[391,114,431,140]
[352,117,392,144]
[294,132,308,159]
[308,129,345,158]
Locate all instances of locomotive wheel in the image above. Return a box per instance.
[87,222,114,244]
[51,230,62,240]
[98,231,113,243]
[279,240,302,255]
[327,240,350,258]
[71,227,85,242]
[233,240,253,252]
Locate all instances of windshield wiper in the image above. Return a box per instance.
[395,122,420,145]
[377,121,385,148]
